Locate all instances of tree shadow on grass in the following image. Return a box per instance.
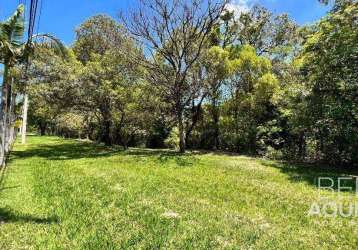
[0,165,9,194]
[9,141,200,167]
[9,141,123,162]
[0,207,58,224]
[0,185,20,192]
[157,153,197,167]
[261,160,358,192]
[123,149,199,167]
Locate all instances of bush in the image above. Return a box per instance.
[264,146,283,160]
[164,127,180,150]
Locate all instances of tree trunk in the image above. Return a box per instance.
[4,77,15,153]
[39,121,47,136]
[298,131,306,159]
[233,90,240,152]
[211,97,220,150]
[21,94,29,144]
[100,102,112,146]
[121,137,129,150]
[185,95,206,145]
[1,63,9,115]
[10,91,16,120]
[178,111,186,153]
[8,89,17,149]
[102,119,112,146]
[1,63,9,166]
[115,127,128,150]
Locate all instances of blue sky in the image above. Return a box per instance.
[0,0,331,46]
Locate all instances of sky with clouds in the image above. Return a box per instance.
[0,0,332,45]
[228,0,331,24]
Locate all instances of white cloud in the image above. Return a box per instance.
[226,0,253,15]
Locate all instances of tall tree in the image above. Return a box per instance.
[73,14,125,64]
[74,15,144,145]
[299,0,358,165]
[201,11,239,150]
[237,5,298,58]
[123,0,228,153]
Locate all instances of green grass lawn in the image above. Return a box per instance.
[1,136,358,249]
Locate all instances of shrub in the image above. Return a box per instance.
[164,127,180,150]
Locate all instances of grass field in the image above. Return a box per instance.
[0,136,357,249]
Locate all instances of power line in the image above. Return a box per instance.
[28,0,39,43]
[29,0,37,39]
[35,0,43,36]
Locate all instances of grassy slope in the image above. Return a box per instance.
[0,136,357,249]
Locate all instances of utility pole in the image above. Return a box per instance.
[21,94,28,144]
[21,0,38,145]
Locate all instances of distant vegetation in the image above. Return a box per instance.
[2,0,357,166]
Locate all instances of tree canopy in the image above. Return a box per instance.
[7,0,357,167]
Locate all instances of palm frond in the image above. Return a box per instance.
[0,4,25,46]
[32,33,68,59]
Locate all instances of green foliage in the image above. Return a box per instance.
[237,5,298,57]
[14,119,22,128]
[0,4,25,64]
[264,146,284,159]
[164,127,180,150]
[56,112,86,137]
[298,0,358,165]
[146,119,171,148]
[73,14,126,64]
[22,2,357,166]
[204,46,235,78]
[217,44,281,154]
[254,73,280,105]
